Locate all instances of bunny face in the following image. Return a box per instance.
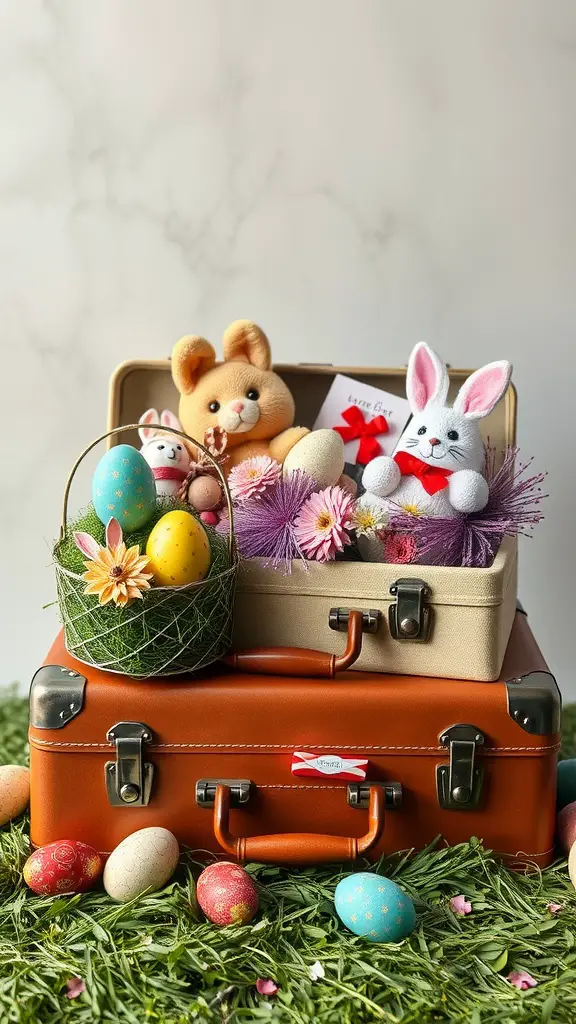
[142,437,189,470]
[397,405,486,473]
[396,342,512,474]
[172,320,295,450]
[138,409,191,473]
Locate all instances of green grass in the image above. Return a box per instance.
[1,690,575,1024]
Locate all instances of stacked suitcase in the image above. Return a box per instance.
[29,361,561,867]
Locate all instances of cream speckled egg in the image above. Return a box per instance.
[283,429,345,488]
[103,827,179,902]
[0,765,30,825]
[146,510,211,586]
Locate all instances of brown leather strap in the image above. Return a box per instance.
[213,783,385,865]
[224,610,364,678]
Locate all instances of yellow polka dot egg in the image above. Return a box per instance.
[146,510,211,586]
[334,872,416,942]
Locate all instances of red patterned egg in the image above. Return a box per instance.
[23,840,103,895]
[196,861,258,925]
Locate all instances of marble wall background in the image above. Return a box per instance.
[2,1,575,695]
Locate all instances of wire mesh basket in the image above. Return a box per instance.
[53,424,238,679]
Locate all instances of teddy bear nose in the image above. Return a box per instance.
[231,401,244,414]
[429,437,441,446]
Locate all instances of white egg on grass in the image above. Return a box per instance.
[103,827,179,902]
[0,765,30,825]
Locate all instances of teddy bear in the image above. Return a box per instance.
[171,319,344,484]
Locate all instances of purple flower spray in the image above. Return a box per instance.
[389,446,547,568]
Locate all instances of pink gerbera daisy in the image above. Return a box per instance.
[228,456,282,501]
[293,486,355,562]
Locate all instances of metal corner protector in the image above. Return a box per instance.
[505,670,561,736]
[29,664,87,729]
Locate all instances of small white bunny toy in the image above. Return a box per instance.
[358,343,512,557]
[138,408,191,498]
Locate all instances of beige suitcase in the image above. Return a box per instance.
[108,361,517,681]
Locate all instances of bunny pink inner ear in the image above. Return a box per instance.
[138,409,160,443]
[106,518,123,550]
[73,532,102,560]
[455,362,512,419]
[160,410,181,433]
[407,343,448,413]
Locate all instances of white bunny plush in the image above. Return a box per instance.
[138,408,191,498]
[358,343,512,559]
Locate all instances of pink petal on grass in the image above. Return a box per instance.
[449,895,472,916]
[507,970,538,991]
[256,978,279,996]
[65,977,86,999]
[546,902,563,914]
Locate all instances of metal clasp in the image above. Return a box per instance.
[196,779,252,808]
[105,722,154,807]
[389,579,432,642]
[347,781,403,809]
[436,725,484,810]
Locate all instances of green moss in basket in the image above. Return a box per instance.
[57,498,193,574]
[53,500,237,677]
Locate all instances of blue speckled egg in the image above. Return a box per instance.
[334,872,416,943]
[92,445,156,532]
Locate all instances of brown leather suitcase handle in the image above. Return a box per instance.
[213,783,385,864]
[224,609,364,677]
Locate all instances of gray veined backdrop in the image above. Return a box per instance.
[1,0,574,695]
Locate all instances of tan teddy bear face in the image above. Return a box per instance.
[171,320,295,449]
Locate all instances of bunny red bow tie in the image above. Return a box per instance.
[333,406,389,465]
[152,466,187,483]
[394,451,453,495]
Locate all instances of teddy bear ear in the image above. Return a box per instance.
[171,335,216,395]
[222,320,271,371]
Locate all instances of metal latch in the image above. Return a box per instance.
[196,779,252,807]
[105,722,154,807]
[389,578,432,641]
[436,725,484,810]
[347,781,403,809]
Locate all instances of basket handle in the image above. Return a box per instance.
[213,783,385,864]
[59,424,235,556]
[224,609,364,677]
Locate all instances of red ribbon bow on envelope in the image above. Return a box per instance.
[333,406,389,465]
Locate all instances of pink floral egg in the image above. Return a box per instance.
[196,861,258,926]
[557,801,576,855]
[23,840,103,895]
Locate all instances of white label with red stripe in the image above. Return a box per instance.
[291,751,368,781]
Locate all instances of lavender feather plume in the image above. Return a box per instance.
[388,446,547,568]
[217,471,316,570]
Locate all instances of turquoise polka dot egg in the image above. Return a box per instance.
[92,445,156,532]
[335,872,416,943]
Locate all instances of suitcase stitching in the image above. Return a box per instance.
[28,738,561,752]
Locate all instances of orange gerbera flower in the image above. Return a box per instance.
[82,541,153,607]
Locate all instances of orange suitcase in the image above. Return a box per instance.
[29,608,560,868]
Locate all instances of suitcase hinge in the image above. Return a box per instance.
[196,779,253,807]
[105,722,154,807]
[347,781,403,809]
[389,579,432,642]
[436,725,484,810]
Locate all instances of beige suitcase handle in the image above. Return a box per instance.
[224,609,368,677]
